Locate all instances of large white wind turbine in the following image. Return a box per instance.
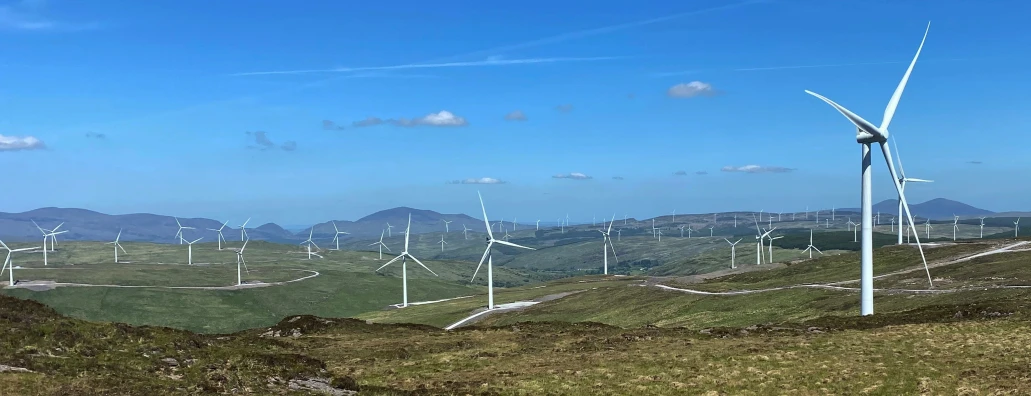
[802,229,823,259]
[462,224,470,240]
[331,222,350,250]
[536,219,541,231]
[804,22,934,315]
[924,219,932,239]
[206,220,230,250]
[724,238,742,269]
[369,230,391,260]
[892,137,933,245]
[228,239,250,286]
[597,214,618,275]
[678,225,686,238]
[952,215,960,241]
[439,234,448,252]
[471,192,535,310]
[979,217,986,238]
[238,217,251,241]
[443,219,453,233]
[1,240,39,286]
[106,229,127,263]
[768,235,784,263]
[376,214,438,308]
[386,222,394,237]
[185,237,203,265]
[1015,218,1021,237]
[32,220,66,266]
[300,227,322,260]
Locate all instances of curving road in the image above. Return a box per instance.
[5,269,320,291]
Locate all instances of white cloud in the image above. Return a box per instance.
[394,110,468,127]
[447,177,506,185]
[0,134,45,151]
[504,110,527,121]
[553,172,592,180]
[721,165,794,173]
[667,81,717,98]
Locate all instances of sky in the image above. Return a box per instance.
[1,0,1029,227]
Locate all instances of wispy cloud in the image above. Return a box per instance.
[695,171,708,175]
[667,81,717,98]
[245,131,296,152]
[721,165,794,173]
[0,134,45,151]
[504,110,528,121]
[673,170,687,176]
[231,56,620,77]
[85,132,106,139]
[966,161,983,165]
[352,117,384,127]
[612,176,624,180]
[553,172,592,180]
[351,111,469,128]
[654,59,976,77]
[554,104,573,113]
[447,177,506,185]
[322,120,345,131]
[0,0,100,32]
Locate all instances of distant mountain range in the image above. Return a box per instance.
[839,198,995,220]
[0,199,1016,243]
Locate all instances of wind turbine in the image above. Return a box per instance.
[805,22,934,315]
[832,206,836,221]
[597,214,618,275]
[207,220,230,250]
[979,217,986,238]
[624,214,628,226]
[678,225,686,238]
[471,192,534,310]
[890,217,896,232]
[238,217,251,241]
[443,219,453,233]
[376,214,438,308]
[892,136,934,245]
[802,229,823,259]
[709,226,714,237]
[331,222,350,250]
[301,227,321,260]
[651,219,657,239]
[1,240,39,286]
[925,219,932,239]
[616,228,622,241]
[369,230,391,260]
[106,229,127,263]
[536,219,540,231]
[768,235,784,263]
[671,209,676,223]
[853,222,860,242]
[386,222,394,237]
[952,215,960,241]
[462,224,470,240]
[724,238,742,269]
[185,237,203,265]
[439,234,448,252]
[228,239,250,286]
[846,217,856,232]
[656,227,663,242]
[513,217,517,230]
[173,217,194,244]
[1015,218,1021,237]
[687,225,694,238]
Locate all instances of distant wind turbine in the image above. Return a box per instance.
[471,192,534,310]
[892,136,933,245]
[462,224,470,240]
[386,222,394,237]
[227,239,250,286]
[369,230,391,260]
[443,219,452,233]
[376,214,438,308]
[1,240,39,286]
[439,234,448,251]
[207,220,230,250]
[952,215,960,241]
[331,222,350,250]
[597,214,618,275]
[238,217,251,242]
[106,229,127,263]
[979,217,986,238]
[1016,218,1021,237]
[300,227,322,260]
[724,238,742,269]
[802,229,823,259]
[174,217,194,244]
[185,237,203,265]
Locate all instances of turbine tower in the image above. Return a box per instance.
[724,238,742,269]
[331,222,350,250]
[597,214,618,275]
[768,235,784,263]
[369,230,391,260]
[952,215,960,241]
[376,214,438,308]
[238,217,251,241]
[206,220,230,250]
[804,22,933,315]
[802,229,823,259]
[106,229,127,263]
[536,219,541,231]
[185,237,203,265]
[979,217,986,238]
[471,192,534,310]
[443,220,453,233]
[1015,218,1021,237]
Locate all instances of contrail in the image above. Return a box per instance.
[231,56,623,77]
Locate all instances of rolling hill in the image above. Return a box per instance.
[841,197,994,220]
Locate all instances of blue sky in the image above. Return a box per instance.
[1,0,1029,226]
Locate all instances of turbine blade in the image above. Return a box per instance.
[118,243,127,254]
[813,246,823,254]
[804,90,885,140]
[471,242,493,281]
[880,141,932,286]
[376,255,402,271]
[891,136,908,179]
[907,178,933,183]
[404,214,412,251]
[408,254,438,276]
[477,191,494,239]
[494,240,535,250]
[607,213,615,234]
[608,241,618,264]
[882,22,930,131]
